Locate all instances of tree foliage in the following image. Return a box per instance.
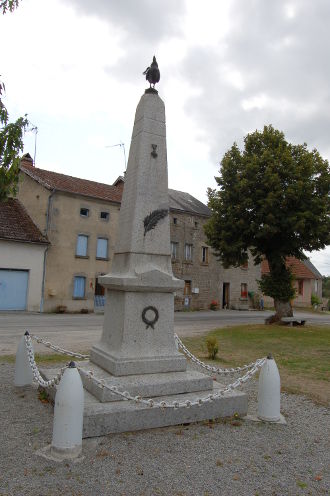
[0,1,20,14]
[205,125,330,315]
[0,79,28,201]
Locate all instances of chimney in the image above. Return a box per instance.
[20,153,34,167]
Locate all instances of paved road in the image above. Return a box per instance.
[0,309,329,355]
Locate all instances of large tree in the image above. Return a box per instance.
[205,125,330,320]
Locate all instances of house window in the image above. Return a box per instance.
[80,208,89,217]
[202,246,209,263]
[298,280,304,295]
[184,243,193,261]
[76,235,88,257]
[173,217,177,225]
[100,211,109,221]
[96,238,108,259]
[171,242,178,260]
[73,276,86,298]
[194,221,198,228]
[184,280,192,295]
[241,283,248,298]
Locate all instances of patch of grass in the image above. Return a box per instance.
[182,324,330,404]
[0,353,86,366]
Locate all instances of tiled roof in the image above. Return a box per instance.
[21,162,123,204]
[261,257,321,279]
[0,199,49,244]
[20,161,211,217]
[168,189,211,217]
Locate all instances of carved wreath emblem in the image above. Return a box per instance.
[142,306,159,329]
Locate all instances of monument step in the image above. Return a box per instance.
[77,362,214,402]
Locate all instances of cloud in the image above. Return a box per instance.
[179,0,330,165]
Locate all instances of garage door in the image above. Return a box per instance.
[0,269,29,310]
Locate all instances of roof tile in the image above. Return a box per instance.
[0,199,49,244]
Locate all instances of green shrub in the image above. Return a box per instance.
[311,294,321,306]
[206,337,219,360]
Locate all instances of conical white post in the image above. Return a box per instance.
[257,355,281,422]
[51,362,84,460]
[14,332,33,386]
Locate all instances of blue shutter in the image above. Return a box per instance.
[76,235,88,256]
[73,276,85,298]
[96,238,108,259]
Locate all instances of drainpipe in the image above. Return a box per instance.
[40,189,56,313]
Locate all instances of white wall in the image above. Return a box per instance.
[0,240,46,312]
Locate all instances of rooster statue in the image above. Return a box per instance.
[143,56,160,88]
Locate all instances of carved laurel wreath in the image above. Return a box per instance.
[142,306,159,329]
[143,208,168,236]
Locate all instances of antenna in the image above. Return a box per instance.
[106,142,127,171]
[28,121,38,166]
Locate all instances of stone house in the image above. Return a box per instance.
[17,154,260,312]
[261,257,323,308]
[0,198,49,311]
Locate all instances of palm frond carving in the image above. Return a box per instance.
[143,209,168,236]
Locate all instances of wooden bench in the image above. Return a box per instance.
[281,317,306,326]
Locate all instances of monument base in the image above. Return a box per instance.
[42,366,248,438]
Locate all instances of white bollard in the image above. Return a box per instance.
[14,332,33,386]
[51,362,84,460]
[257,355,281,422]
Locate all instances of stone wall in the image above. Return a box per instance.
[169,211,261,311]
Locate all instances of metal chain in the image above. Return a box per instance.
[31,334,89,360]
[174,334,263,375]
[77,357,266,409]
[25,335,66,388]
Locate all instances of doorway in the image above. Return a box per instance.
[222,283,230,309]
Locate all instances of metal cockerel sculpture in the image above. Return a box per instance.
[143,56,160,88]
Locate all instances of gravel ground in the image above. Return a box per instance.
[0,361,329,496]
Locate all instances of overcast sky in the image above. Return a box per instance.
[1,0,329,275]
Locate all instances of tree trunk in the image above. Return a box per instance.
[263,256,295,323]
[274,299,293,320]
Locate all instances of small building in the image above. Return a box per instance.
[17,155,261,312]
[261,257,323,308]
[0,198,49,311]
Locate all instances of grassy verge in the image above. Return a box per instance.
[182,324,330,405]
[0,353,80,366]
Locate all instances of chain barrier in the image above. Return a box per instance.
[174,334,263,375]
[24,334,66,388]
[31,334,89,360]
[24,333,266,402]
[77,357,266,409]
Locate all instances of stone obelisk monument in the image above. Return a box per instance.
[77,58,247,435]
[90,61,186,376]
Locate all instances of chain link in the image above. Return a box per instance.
[174,334,263,375]
[25,335,66,388]
[31,334,89,360]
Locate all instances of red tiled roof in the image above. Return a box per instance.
[261,257,317,279]
[21,162,123,203]
[0,198,49,244]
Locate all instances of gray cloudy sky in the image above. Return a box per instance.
[1,0,329,274]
